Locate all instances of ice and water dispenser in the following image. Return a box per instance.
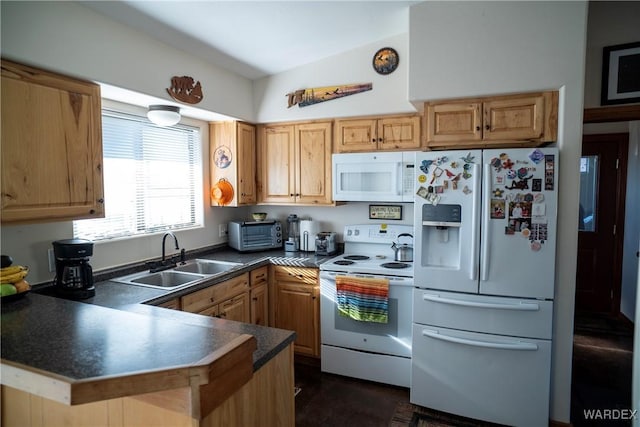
[419,204,462,269]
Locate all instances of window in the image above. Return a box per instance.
[74,109,203,241]
[578,155,598,232]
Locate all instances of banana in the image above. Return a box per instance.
[0,265,29,284]
[0,265,25,275]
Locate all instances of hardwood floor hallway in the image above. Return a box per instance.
[571,313,634,426]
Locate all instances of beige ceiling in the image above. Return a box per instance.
[82,1,420,80]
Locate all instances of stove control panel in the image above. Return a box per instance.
[344,224,413,244]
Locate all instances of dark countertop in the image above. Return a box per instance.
[2,247,336,397]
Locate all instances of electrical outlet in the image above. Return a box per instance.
[219,223,228,238]
[47,249,56,272]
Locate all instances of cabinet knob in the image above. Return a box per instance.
[89,209,96,214]
[97,198,104,204]
[252,297,258,301]
[378,138,383,142]
[371,139,376,143]
[476,126,480,131]
[290,193,294,197]
[485,125,490,130]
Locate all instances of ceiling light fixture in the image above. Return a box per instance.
[147,105,181,127]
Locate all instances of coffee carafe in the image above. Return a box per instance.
[52,239,95,300]
[285,214,300,252]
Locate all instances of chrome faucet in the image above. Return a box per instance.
[162,232,180,263]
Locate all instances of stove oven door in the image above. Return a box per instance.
[319,271,413,357]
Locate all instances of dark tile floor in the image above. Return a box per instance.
[294,359,409,427]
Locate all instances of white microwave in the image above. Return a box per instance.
[332,152,416,202]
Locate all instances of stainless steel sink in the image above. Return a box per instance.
[112,270,206,290]
[173,259,241,275]
[111,259,241,290]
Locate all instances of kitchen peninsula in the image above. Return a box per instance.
[1,289,296,426]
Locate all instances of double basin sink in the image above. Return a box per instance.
[112,259,242,290]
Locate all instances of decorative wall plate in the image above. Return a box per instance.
[373,47,399,75]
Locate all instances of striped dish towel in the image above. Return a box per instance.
[335,275,389,324]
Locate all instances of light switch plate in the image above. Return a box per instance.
[219,223,228,238]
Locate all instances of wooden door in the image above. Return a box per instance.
[258,125,296,203]
[220,293,250,322]
[250,283,269,326]
[425,101,482,145]
[237,122,256,204]
[334,118,377,152]
[1,60,104,223]
[275,282,318,356]
[295,122,333,205]
[575,133,628,315]
[482,94,544,141]
[378,115,422,150]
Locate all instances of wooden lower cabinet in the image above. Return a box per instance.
[250,266,269,326]
[1,343,295,427]
[181,273,250,323]
[271,266,320,357]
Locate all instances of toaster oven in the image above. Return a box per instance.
[228,220,283,252]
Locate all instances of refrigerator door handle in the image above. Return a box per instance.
[421,293,540,311]
[481,163,492,281]
[421,329,539,351]
[469,163,481,281]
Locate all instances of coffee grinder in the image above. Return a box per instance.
[52,239,95,300]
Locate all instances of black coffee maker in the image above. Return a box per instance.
[52,239,95,300]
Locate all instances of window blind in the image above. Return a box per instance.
[73,109,203,241]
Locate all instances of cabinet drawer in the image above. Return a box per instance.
[157,298,181,310]
[250,266,268,287]
[273,265,317,285]
[182,273,249,313]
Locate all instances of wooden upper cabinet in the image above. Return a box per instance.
[258,125,296,204]
[334,114,421,153]
[258,121,332,205]
[425,91,558,149]
[210,121,256,206]
[1,59,104,224]
[295,122,332,205]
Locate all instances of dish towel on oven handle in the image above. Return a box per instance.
[335,275,389,323]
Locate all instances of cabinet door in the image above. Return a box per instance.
[378,115,422,150]
[250,283,269,326]
[295,122,333,205]
[425,101,482,146]
[334,118,377,153]
[1,60,104,223]
[258,125,296,204]
[220,293,250,322]
[275,282,319,357]
[237,122,257,204]
[482,94,544,141]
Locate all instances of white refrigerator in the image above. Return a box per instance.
[411,147,558,427]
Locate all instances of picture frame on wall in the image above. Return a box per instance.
[601,41,640,105]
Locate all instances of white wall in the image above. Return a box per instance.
[246,203,415,244]
[253,33,417,123]
[0,1,254,122]
[584,1,640,108]
[407,2,588,423]
[623,123,640,321]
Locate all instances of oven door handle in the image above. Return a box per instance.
[421,294,540,311]
[421,329,538,351]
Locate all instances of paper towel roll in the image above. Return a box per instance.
[299,220,320,252]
